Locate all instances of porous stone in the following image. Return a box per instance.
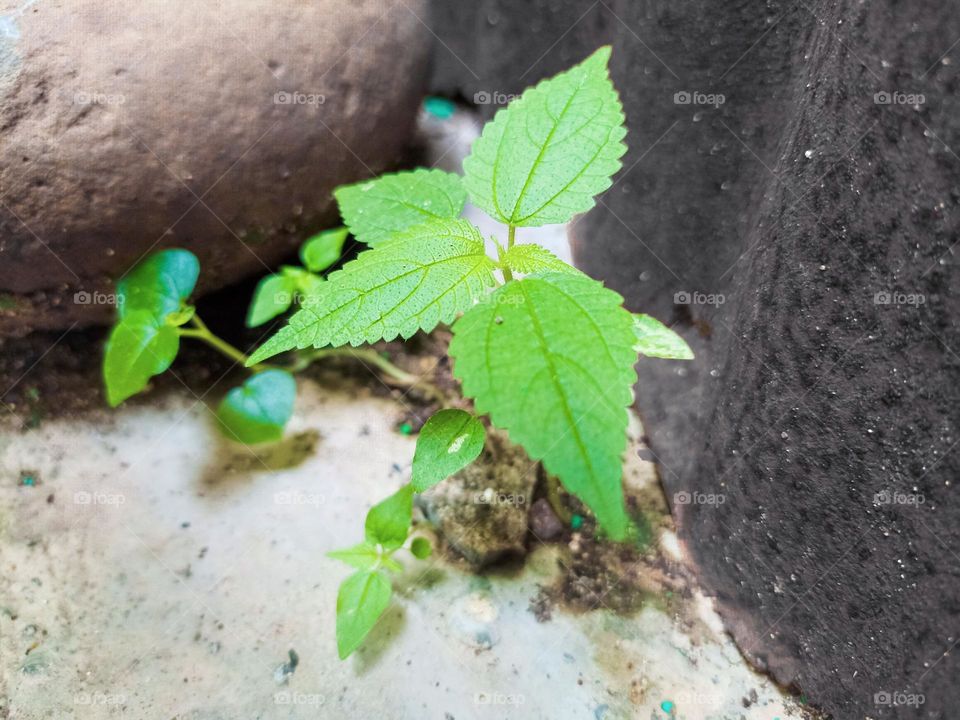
[417,431,535,568]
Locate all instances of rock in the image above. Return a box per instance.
[529,498,564,542]
[428,2,960,717]
[0,0,430,335]
[417,430,534,568]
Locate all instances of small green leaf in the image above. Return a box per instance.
[216,369,296,444]
[410,537,432,559]
[450,272,637,540]
[411,409,486,492]
[300,227,349,272]
[246,274,297,327]
[500,244,577,275]
[632,314,694,360]
[247,218,496,364]
[103,310,180,407]
[283,266,326,297]
[335,168,467,246]
[463,46,626,227]
[336,570,392,659]
[327,542,381,571]
[365,484,413,551]
[117,249,200,321]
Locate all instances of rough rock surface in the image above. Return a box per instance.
[429,1,960,717]
[417,431,536,568]
[0,0,430,335]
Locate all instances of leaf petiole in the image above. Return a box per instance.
[178,315,266,371]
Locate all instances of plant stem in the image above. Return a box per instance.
[292,347,446,404]
[545,473,573,525]
[500,225,517,282]
[179,316,264,371]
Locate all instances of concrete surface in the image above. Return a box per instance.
[0,379,807,719]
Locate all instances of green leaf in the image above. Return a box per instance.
[411,409,486,492]
[449,272,636,539]
[247,219,496,364]
[463,46,626,227]
[246,274,297,327]
[335,169,467,246]
[410,537,432,560]
[103,310,180,407]
[365,484,414,551]
[300,227,349,272]
[336,570,392,659]
[117,249,200,321]
[500,244,577,275]
[327,542,381,571]
[216,369,296,444]
[632,314,694,360]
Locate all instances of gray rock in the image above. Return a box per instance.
[529,497,564,542]
[417,430,535,568]
[0,0,430,335]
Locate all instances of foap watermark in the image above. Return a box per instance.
[268,290,310,306]
[74,491,125,507]
[674,490,725,506]
[274,691,325,707]
[476,292,525,306]
[473,488,526,506]
[74,91,125,106]
[674,291,726,307]
[873,91,925,106]
[274,91,325,106]
[874,489,925,506]
[74,291,122,307]
[674,90,725,108]
[274,490,325,507]
[473,90,519,106]
[474,691,525,706]
[874,690,925,708]
[674,690,723,707]
[874,291,925,306]
[75,692,125,706]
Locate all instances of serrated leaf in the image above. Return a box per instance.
[103,310,180,407]
[501,244,577,275]
[216,369,296,444]
[246,274,297,327]
[410,537,432,559]
[247,219,496,364]
[335,169,467,246]
[365,484,413,551]
[632,314,694,360]
[327,542,381,571]
[449,272,636,539]
[411,409,486,492]
[117,249,200,321]
[300,227,349,272]
[336,570,392,659]
[463,46,626,227]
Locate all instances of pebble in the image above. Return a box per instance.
[529,498,565,541]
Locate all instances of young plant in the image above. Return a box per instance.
[101,228,398,443]
[245,227,348,327]
[101,46,692,659]
[267,47,694,656]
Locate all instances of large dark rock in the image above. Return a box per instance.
[429,1,960,717]
[0,0,430,335]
